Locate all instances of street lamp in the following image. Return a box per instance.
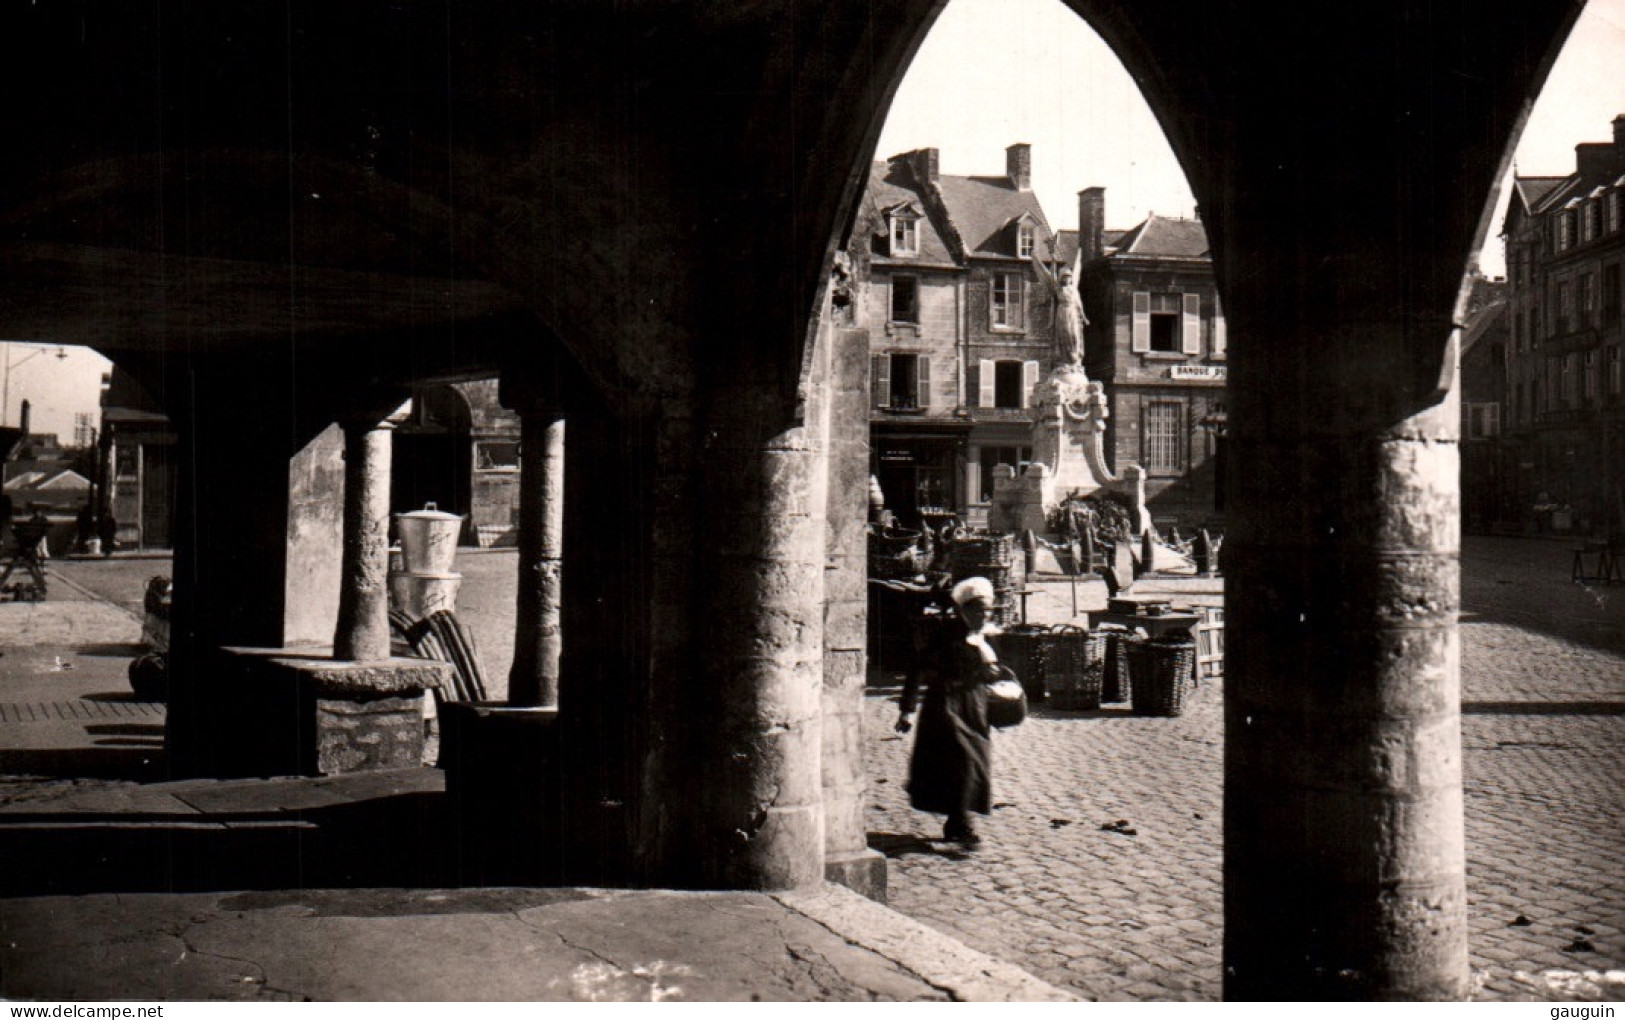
[1,343,70,429]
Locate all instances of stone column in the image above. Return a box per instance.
[822,325,886,899]
[685,385,828,891]
[333,417,394,662]
[1223,322,1466,999]
[509,404,566,708]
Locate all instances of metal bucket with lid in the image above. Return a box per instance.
[395,502,463,574]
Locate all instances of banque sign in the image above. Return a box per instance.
[1169,365,1227,381]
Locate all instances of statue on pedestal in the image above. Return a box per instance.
[1031,253,1088,369]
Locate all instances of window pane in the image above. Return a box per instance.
[891,277,918,322]
[475,441,520,471]
[1144,402,1184,473]
[889,354,918,408]
[994,361,1023,408]
[1150,313,1179,351]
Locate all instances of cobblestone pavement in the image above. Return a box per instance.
[864,536,1625,1001]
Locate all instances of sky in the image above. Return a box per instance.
[876,0,1625,279]
[5,0,1624,444]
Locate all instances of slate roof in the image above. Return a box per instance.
[1514,176,1568,214]
[862,161,957,265]
[1459,298,1507,360]
[932,174,1053,259]
[863,154,1055,265]
[1052,229,1080,268]
[1110,214,1210,260]
[2,467,88,492]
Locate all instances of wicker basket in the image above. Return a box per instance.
[998,625,1050,701]
[1043,625,1106,710]
[1100,627,1133,703]
[868,528,925,581]
[949,533,1017,623]
[1127,637,1198,717]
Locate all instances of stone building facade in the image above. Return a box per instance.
[393,379,523,547]
[858,145,1066,528]
[1501,115,1625,537]
[1456,280,1513,533]
[99,366,179,550]
[0,0,1589,999]
[1076,193,1227,532]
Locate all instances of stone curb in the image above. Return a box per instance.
[774,883,1077,1002]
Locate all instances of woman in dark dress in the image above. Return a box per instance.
[896,576,998,847]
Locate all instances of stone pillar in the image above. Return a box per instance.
[1223,322,1466,999]
[822,325,886,899]
[333,417,394,662]
[509,403,566,708]
[686,384,827,891]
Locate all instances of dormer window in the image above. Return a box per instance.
[1557,210,1576,251]
[890,210,919,256]
[1017,222,1035,259]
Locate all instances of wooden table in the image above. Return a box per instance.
[1090,609,1201,640]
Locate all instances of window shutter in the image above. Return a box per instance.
[872,355,890,407]
[1132,291,1151,352]
[1021,360,1040,408]
[916,355,931,409]
[979,359,996,408]
[1213,301,1228,356]
[1182,293,1202,354]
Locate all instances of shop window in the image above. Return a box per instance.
[115,446,139,483]
[475,440,520,471]
[1143,401,1185,474]
[978,445,1032,503]
[915,469,949,513]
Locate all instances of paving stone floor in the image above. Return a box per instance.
[864,536,1625,1001]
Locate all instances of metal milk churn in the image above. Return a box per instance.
[390,503,465,618]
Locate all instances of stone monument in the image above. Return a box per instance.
[988,364,1149,537]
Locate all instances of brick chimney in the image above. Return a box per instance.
[1006,143,1031,191]
[18,398,30,437]
[1078,187,1105,262]
[907,147,939,184]
[1615,114,1625,161]
[1576,142,1616,179]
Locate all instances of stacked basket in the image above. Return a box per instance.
[948,532,1016,624]
[868,528,926,581]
